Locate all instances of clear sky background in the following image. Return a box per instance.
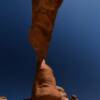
[0,0,100,100]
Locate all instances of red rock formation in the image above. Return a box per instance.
[32,60,61,100]
[28,0,66,100]
[29,0,63,65]
[27,0,78,100]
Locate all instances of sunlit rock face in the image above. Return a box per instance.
[0,96,7,100]
[24,60,76,100]
[29,0,63,65]
[27,0,78,100]
[32,62,61,100]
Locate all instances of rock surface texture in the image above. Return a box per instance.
[32,60,69,100]
[0,96,7,100]
[29,0,63,65]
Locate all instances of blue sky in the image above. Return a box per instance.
[0,0,100,100]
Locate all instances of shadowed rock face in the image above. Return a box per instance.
[28,0,68,99]
[26,0,79,100]
[71,95,78,100]
[29,0,63,65]
[31,60,69,100]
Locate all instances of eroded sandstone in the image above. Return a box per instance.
[29,0,63,65]
[32,60,69,100]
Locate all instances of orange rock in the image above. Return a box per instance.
[29,0,63,65]
[24,61,70,100]
[32,61,61,100]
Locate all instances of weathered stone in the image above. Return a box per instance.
[29,0,63,65]
[0,96,7,100]
[71,95,78,100]
[27,0,78,100]
[32,61,61,100]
